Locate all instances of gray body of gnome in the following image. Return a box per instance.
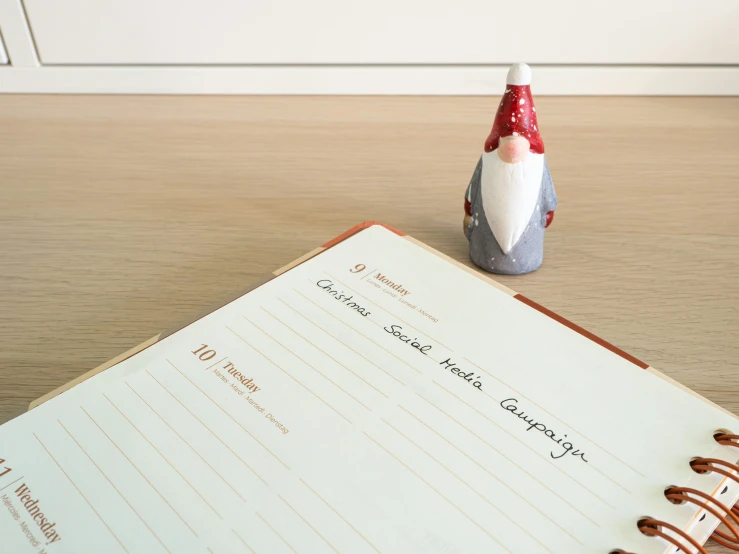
[465,155,557,275]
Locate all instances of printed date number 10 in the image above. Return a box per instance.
[192,344,217,361]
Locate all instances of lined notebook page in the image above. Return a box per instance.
[1,224,737,554]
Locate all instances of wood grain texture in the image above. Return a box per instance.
[1,95,737,552]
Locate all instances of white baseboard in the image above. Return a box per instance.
[1,65,738,95]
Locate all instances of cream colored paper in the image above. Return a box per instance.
[1,225,737,554]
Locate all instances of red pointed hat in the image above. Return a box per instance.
[484,63,544,154]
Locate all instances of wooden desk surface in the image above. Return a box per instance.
[1,95,738,552]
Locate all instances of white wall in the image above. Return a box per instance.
[1,0,738,95]
[0,29,7,64]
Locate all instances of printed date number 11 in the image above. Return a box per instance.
[0,458,12,478]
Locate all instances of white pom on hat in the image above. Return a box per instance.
[506,63,531,86]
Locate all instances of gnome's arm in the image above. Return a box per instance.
[542,160,557,228]
[463,157,482,239]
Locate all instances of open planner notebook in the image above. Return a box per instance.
[1,222,738,554]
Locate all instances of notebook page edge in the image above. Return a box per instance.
[27,223,389,412]
[16,220,739,553]
[28,221,738,423]
[402,228,739,553]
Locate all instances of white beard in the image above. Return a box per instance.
[480,150,544,254]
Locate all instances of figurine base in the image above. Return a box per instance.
[468,233,544,275]
[469,254,542,276]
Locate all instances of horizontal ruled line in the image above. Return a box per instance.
[205,356,228,371]
[432,381,629,499]
[142,369,268,484]
[81,404,198,537]
[166,357,294,468]
[129,376,254,498]
[362,431,512,553]
[232,529,257,554]
[463,356,647,480]
[278,494,341,554]
[359,268,376,281]
[381,417,576,549]
[57,419,172,553]
[261,305,390,399]
[323,271,454,351]
[102,393,224,520]
[256,512,298,554]
[251,309,379,406]
[0,476,23,492]
[397,405,601,528]
[417,392,616,511]
[585,457,632,493]
[34,432,130,553]
[434,381,627,497]
[300,283,423,374]
[225,326,353,425]
[433,378,499,404]
[298,477,382,554]
[292,288,414,381]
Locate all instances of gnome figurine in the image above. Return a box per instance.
[464,63,557,275]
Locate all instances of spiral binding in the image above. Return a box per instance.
[615,433,739,554]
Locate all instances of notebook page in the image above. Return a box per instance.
[0,224,736,554]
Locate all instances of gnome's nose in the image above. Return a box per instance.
[498,135,530,164]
